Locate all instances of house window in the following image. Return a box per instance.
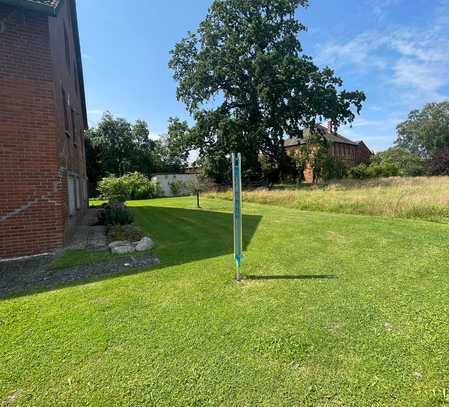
[62,88,69,134]
[73,63,79,95]
[75,177,81,209]
[67,176,76,216]
[71,108,76,145]
[64,23,70,68]
[80,129,85,157]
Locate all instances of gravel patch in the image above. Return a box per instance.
[0,253,160,299]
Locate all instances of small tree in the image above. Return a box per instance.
[188,175,214,208]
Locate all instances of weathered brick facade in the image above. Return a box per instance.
[284,124,372,182]
[0,0,88,258]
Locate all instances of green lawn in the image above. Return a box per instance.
[1,197,449,406]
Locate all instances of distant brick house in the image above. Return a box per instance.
[284,123,372,182]
[0,0,88,258]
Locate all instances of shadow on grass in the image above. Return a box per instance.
[1,206,262,300]
[246,275,337,281]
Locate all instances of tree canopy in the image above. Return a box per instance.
[395,101,449,158]
[169,0,365,181]
[372,148,424,177]
[85,113,187,190]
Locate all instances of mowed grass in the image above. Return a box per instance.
[1,197,449,406]
[207,176,449,223]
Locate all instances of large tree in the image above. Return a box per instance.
[395,101,449,158]
[169,0,365,181]
[85,112,157,182]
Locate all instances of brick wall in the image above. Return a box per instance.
[0,1,87,258]
[285,146,314,183]
[48,0,88,243]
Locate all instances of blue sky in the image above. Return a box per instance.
[77,0,449,152]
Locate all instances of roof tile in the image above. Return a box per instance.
[0,0,61,14]
[22,0,59,6]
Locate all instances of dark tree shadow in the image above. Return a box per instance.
[0,206,262,299]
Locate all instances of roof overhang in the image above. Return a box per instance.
[0,0,62,16]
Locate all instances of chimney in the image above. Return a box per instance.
[327,119,333,134]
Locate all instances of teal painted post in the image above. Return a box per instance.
[232,152,243,281]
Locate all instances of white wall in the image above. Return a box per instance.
[151,173,198,197]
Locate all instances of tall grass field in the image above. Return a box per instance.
[207,177,449,223]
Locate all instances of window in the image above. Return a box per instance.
[67,176,76,216]
[73,63,79,95]
[71,108,76,145]
[80,129,85,157]
[62,88,69,134]
[75,178,81,209]
[68,175,82,216]
[64,23,70,68]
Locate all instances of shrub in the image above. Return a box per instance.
[372,148,425,176]
[426,148,449,175]
[98,172,160,202]
[365,162,399,178]
[105,224,144,243]
[379,162,400,177]
[348,162,399,179]
[322,156,347,180]
[104,202,134,225]
[348,163,369,179]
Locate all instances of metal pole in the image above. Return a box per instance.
[232,152,243,281]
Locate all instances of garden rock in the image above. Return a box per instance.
[108,241,130,249]
[135,237,154,252]
[109,241,136,254]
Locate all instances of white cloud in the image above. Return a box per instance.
[349,118,385,127]
[365,0,403,20]
[148,131,161,141]
[316,5,449,108]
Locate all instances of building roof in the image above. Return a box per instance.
[284,137,304,148]
[0,0,62,15]
[284,124,360,148]
[314,125,359,146]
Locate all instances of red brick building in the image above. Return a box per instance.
[284,123,372,182]
[0,0,88,258]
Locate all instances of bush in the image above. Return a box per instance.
[105,224,144,243]
[348,163,369,179]
[105,203,134,225]
[322,157,347,180]
[100,202,134,226]
[426,148,449,175]
[348,162,399,179]
[98,172,160,202]
[372,148,424,176]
